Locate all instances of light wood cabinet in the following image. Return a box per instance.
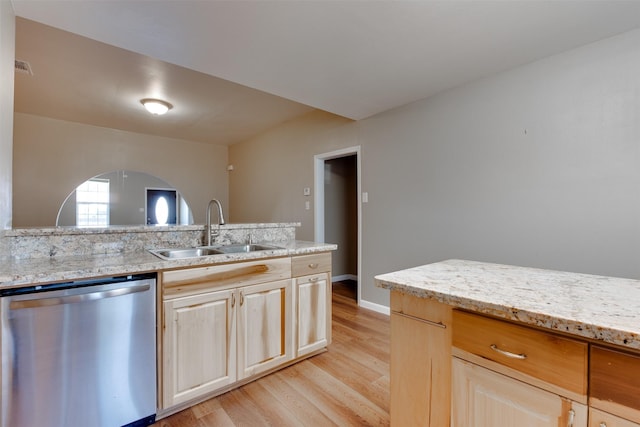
[590,346,640,425]
[291,253,332,358]
[162,288,236,407]
[452,357,587,426]
[590,408,640,427]
[160,257,293,411]
[452,309,588,426]
[389,291,451,427]
[387,285,640,427]
[294,273,329,356]
[237,279,292,380]
[291,252,332,277]
[162,257,291,300]
[159,253,333,416]
[453,310,588,397]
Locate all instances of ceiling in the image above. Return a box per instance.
[11,1,640,146]
[13,18,315,146]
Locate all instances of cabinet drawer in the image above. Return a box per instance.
[291,253,331,277]
[452,310,587,395]
[163,257,291,299]
[390,291,451,327]
[589,408,640,427]
[591,346,640,421]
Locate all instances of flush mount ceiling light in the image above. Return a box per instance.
[140,98,173,115]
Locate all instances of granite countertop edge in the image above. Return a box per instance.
[0,240,336,289]
[375,259,640,352]
[4,222,302,237]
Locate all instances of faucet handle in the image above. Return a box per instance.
[247,234,254,245]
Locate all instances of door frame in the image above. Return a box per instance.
[314,146,362,305]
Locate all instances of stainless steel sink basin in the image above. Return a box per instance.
[150,247,224,260]
[149,243,283,260]
[214,243,282,254]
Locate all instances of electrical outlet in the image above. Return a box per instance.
[303,187,311,196]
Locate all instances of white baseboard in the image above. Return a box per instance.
[332,274,358,282]
[358,299,390,316]
[330,276,389,315]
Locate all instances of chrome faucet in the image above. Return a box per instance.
[206,199,225,246]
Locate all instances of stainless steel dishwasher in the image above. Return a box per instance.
[0,273,156,427]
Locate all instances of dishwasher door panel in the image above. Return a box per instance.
[1,278,156,427]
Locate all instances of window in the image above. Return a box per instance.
[76,178,109,227]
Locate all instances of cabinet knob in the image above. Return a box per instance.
[308,263,319,269]
[567,409,575,427]
[599,423,607,427]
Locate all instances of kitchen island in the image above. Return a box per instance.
[375,259,640,427]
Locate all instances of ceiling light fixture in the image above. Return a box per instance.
[140,98,173,115]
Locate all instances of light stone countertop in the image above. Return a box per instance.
[0,240,336,289]
[375,259,640,351]
[3,222,299,237]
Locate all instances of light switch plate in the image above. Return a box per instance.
[303,187,311,196]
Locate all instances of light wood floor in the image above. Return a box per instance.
[153,281,390,426]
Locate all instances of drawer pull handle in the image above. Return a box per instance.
[308,263,319,269]
[394,311,446,329]
[490,344,527,360]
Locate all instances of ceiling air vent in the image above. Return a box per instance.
[14,59,33,75]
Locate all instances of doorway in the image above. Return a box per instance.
[314,147,361,304]
[146,188,177,225]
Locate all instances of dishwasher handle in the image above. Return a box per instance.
[9,283,151,310]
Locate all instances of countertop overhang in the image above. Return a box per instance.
[375,259,640,351]
[0,240,336,289]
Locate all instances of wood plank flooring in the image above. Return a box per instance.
[153,282,390,427]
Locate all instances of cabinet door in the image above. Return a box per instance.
[390,297,451,427]
[295,273,329,357]
[162,289,236,408]
[452,357,587,427]
[237,279,292,380]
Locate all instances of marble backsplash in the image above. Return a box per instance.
[1,223,299,260]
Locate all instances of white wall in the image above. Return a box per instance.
[0,2,14,230]
[13,113,229,226]
[228,111,355,240]
[361,28,640,306]
[231,28,640,308]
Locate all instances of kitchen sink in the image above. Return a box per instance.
[149,243,284,260]
[214,243,282,254]
[150,247,224,260]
